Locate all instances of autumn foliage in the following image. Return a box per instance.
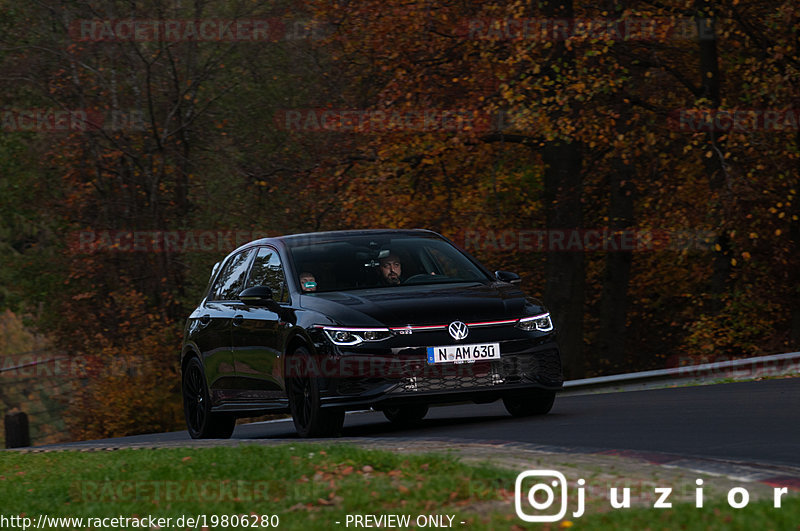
[64,288,182,439]
[0,0,798,439]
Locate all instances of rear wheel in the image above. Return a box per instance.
[182,357,236,439]
[503,389,556,417]
[287,346,345,438]
[382,404,429,425]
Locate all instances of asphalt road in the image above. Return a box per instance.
[57,378,800,468]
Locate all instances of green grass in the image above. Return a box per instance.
[0,444,511,529]
[0,444,797,530]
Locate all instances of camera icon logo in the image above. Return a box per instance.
[515,469,569,522]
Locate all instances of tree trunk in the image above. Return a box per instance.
[598,157,635,372]
[4,410,31,448]
[790,131,800,346]
[543,141,585,379]
[695,0,730,312]
[539,0,585,379]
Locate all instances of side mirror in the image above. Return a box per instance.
[495,270,521,285]
[239,286,279,310]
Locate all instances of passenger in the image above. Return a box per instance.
[299,271,317,292]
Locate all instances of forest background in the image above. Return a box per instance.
[0,0,797,442]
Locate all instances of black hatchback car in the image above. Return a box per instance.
[181,229,562,438]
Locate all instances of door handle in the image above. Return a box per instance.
[232,315,244,326]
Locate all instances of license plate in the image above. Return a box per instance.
[426,343,501,364]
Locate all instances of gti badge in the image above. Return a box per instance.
[448,321,469,340]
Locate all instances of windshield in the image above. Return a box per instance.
[285,232,491,293]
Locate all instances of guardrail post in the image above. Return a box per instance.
[4,410,31,448]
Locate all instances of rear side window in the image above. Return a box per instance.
[211,248,256,301]
[246,247,288,303]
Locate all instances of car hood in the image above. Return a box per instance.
[299,281,546,327]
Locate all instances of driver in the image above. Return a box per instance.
[379,253,402,286]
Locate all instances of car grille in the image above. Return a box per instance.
[334,348,561,395]
[394,348,562,393]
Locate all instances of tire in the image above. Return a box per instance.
[182,356,236,439]
[382,404,429,425]
[287,346,345,438]
[502,389,556,417]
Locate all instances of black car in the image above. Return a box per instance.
[181,229,562,438]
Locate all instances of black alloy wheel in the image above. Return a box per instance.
[287,346,345,438]
[182,356,236,439]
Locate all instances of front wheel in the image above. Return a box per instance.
[182,357,236,439]
[503,389,556,417]
[382,404,429,425]
[287,346,345,438]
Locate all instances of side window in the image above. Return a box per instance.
[211,248,256,301]
[247,247,288,303]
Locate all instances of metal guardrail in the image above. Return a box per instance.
[562,351,800,395]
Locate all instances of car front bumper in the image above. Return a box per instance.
[316,339,562,409]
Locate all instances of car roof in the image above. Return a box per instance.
[278,228,439,242]
[228,228,442,256]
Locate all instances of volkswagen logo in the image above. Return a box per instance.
[448,321,469,340]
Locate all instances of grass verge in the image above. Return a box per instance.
[0,443,797,529]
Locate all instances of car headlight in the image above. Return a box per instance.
[320,326,394,346]
[517,313,554,332]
